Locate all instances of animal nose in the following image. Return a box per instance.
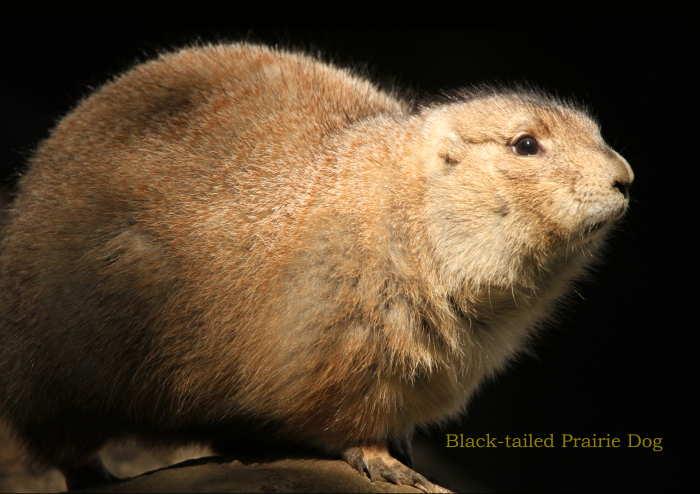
[609,151,633,200]
[613,178,630,199]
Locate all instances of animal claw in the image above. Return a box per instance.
[342,443,449,493]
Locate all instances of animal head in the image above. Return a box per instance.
[420,87,633,287]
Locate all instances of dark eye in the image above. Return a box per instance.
[514,136,539,156]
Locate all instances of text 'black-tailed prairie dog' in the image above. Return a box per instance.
[0,43,632,492]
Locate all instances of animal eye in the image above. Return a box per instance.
[513,136,539,156]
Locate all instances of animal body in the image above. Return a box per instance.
[0,43,632,491]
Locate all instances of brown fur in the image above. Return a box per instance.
[0,43,632,491]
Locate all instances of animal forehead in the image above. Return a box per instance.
[438,95,602,147]
[472,94,599,136]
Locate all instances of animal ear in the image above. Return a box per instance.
[436,133,465,167]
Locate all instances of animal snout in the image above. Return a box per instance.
[610,153,634,200]
[613,177,631,199]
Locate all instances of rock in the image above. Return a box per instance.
[83,456,429,493]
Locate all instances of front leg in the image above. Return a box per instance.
[342,443,448,493]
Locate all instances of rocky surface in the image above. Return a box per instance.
[1,423,455,493]
[84,456,428,493]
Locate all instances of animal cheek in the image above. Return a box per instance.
[510,180,575,229]
[493,156,544,183]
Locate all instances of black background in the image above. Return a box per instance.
[1,30,694,492]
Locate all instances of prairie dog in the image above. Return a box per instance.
[0,43,632,491]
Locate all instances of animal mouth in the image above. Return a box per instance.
[583,201,627,238]
[587,220,608,234]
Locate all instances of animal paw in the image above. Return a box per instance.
[343,443,449,493]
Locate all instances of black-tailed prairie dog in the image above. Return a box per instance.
[0,43,633,492]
